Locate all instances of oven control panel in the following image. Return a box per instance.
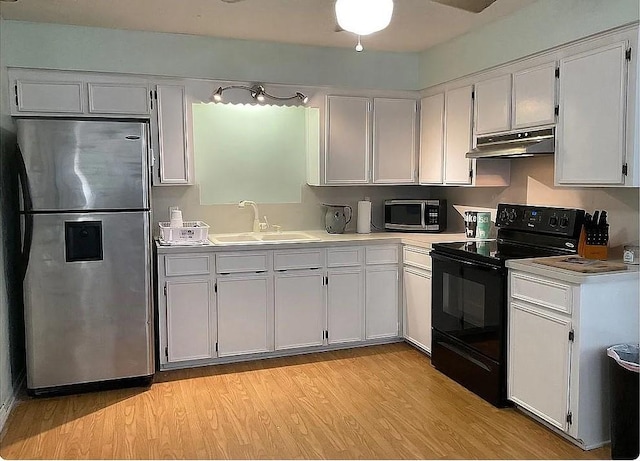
[496,204,585,237]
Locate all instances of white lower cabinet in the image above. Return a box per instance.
[157,243,401,370]
[274,270,326,350]
[327,267,365,344]
[507,267,639,449]
[509,301,571,431]
[216,275,273,357]
[402,246,432,353]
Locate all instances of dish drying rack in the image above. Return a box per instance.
[158,221,210,245]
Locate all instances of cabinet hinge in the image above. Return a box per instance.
[626,48,632,61]
[555,67,560,78]
[471,90,475,100]
[215,342,218,352]
[566,412,573,425]
[568,329,575,342]
[164,346,168,358]
[469,169,473,179]
[214,282,218,293]
[14,84,19,106]
[149,90,154,110]
[622,163,628,176]
[163,285,167,296]
[325,275,329,286]
[325,330,329,340]
[154,90,158,100]
[554,106,559,116]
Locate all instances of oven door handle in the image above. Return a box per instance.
[431,251,503,272]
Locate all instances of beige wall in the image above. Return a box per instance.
[438,157,640,258]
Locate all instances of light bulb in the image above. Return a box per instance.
[355,36,364,52]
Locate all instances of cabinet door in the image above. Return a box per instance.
[556,42,628,185]
[444,85,473,184]
[365,265,399,339]
[217,275,273,357]
[327,268,365,344]
[403,267,431,353]
[153,84,191,185]
[15,80,84,114]
[373,98,416,184]
[475,74,512,135]
[325,96,370,184]
[512,62,556,129]
[275,271,325,350]
[88,82,150,115]
[508,301,572,431]
[419,93,444,184]
[166,279,214,362]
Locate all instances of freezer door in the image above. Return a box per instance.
[17,119,149,211]
[24,212,154,390]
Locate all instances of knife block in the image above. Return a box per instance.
[578,225,609,260]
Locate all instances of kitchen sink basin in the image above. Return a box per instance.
[209,231,320,245]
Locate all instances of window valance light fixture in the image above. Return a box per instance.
[335,0,394,52]
[211,84,308,104]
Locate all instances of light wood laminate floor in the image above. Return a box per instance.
[0,343,610,459]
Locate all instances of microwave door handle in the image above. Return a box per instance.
[421,202,426,228]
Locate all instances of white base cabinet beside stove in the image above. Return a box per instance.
[402,246,432,354]
[507,266,639,450]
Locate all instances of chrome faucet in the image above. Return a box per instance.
[238,200,268,232]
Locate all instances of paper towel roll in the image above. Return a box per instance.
[357,200,371,234]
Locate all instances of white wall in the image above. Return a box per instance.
[419,0,640,88]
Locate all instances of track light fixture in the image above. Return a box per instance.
[210,84,308,104]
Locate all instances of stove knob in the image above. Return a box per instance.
[498,209,509,223]
[559,216,569,227]
[549,216,558,227]
[508,209,517,222]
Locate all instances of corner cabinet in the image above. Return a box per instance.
[555,41,631,186]
[507,267,640,450]
[323,95,417,185]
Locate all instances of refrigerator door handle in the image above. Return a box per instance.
[16,144,34,281]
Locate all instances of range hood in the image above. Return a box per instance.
[466,128,555,159]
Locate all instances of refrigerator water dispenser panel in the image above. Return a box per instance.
[65,221,103,262]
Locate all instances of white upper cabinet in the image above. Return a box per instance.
[151,83,192,185]
[512,62,557,129]
[419,93,445,184]
[323,95,417,185]
[556,42,629,185]
[372,98,417,184]
[88,82,150,115]
[15,80,85,114]
[475,64,556,135]
[475,74,512,135]
[444,85,473,184]
[325,95,370,184]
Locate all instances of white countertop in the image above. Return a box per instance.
[506,257,640,284]
[155,230,468,254]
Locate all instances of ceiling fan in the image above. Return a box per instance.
[220,0,498,14]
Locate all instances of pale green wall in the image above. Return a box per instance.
[419,0,640,88]
[0,20,419,90]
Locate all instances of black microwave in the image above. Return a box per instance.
[384,199,447,232]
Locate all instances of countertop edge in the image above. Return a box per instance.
[506,258,640,284]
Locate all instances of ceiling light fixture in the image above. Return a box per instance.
[335,0,394,51]
[211,84,309,105]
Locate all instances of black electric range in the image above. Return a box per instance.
[430,204,585,407]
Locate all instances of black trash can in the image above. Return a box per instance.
[607,344,639,460]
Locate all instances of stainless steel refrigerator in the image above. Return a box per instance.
[16,118,154,395]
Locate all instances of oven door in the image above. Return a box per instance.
[431,251,505,361]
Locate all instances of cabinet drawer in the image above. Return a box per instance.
[511,272,573,314]
[403,246,431,270]
[366,245,399,265]
[274,250,323,271]
[327,247,363,267]
[165,255,211,276]
[217,252,268,274]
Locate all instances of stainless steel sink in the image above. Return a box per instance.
[209,231,320,245]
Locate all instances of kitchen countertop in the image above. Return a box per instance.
[506,257,640,284]
[155,230,468,254]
